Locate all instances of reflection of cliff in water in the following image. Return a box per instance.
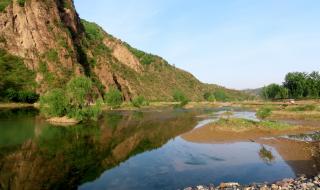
[0,110,198,190]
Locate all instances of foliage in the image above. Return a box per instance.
[261,71,320,100]
[0,0,11,12]
[261,84,288,100]
[40,89,68,117]
[203,92,216,102]
[132,96,148,108]
[173,90,189,107]
[124,43,156,65]
[17,0,25,7]
[259,120,292,130]
[288,104,317,112]
[81,20,105,42]
[63,0,72,9]
[45,49,59,62]
[5,89,39,103]
[256,107,272,119]
[66,76,93,107]
[213,90,229,102]
[81,19,111,58]
[283,71,320,99]
[104,87,123,108]
[67,99,102,121]
[0,49,38,103]
[40,77,102,121]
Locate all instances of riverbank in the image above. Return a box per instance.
[0,100,318,111]
[0,103,35,109]
[184,174,320,190]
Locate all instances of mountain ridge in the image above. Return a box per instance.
[0,0,249,101]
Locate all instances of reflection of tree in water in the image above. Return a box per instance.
[0,110,198,190]
[259,145,275,165]
[104,112,123,130]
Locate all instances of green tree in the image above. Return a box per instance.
[104,87,123,108]
[283,72,307,99]
[0,49,38,103]
[262,84,288,100]
[173,90,189,107]
[131,96,148,108]
[40,89,68,117]
[203,92,216,102]
[40,77,102,121]
[213,90,229,102]
[306,71,320,98]
[66,76,93,107]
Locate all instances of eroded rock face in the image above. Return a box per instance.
[0,0,134,98]
[0,0,79,70]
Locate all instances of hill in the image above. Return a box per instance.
[0,0,249,102]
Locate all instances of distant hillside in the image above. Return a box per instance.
[0,0,249,102]
[242,88,263,99]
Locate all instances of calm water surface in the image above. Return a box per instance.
[0,108,319,190]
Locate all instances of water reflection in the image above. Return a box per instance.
[0,108,319,190]
[259,146,275,165]
[0,109,198,190]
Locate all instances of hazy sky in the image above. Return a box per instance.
[75,0,320,90]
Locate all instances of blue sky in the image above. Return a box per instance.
[75,0,320,89]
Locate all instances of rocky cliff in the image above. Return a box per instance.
[0,0,248,101]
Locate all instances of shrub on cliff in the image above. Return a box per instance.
[0,0,11,12]
[104,87,123,109]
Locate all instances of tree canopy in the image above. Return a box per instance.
[262,71,320,100]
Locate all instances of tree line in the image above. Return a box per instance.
[262,71,320,100]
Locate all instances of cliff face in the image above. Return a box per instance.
[0,0,248,101]
[0,0,84,94]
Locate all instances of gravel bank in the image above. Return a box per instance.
[183,175,320,190]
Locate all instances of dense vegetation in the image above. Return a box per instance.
[0,0,11,12]
[0,49,39,103]
[40,76,102,121]
[173,90,189,107]
[125,43,157,65]
[203,92,216,102]
[104,87,123,109]
[132,96,148,108]
[17,0,25,7]
[262,71,320,100]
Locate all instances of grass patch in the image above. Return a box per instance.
[17,0,25,7]
[256,107,272,119]
[45,49,59,62]
[271,110,320,120]
[212,118,294,131]
[124,42,157,65]
[0,0,11,12]
[287,104,317,112]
